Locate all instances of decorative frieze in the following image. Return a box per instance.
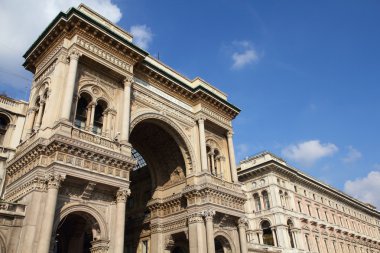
[4,175,47,202]
[132,89,194,125]
[77,36,132,72]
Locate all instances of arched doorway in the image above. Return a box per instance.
[214,235,232,253]
[261,220,274,246]
[55,211,101,253]
[125,117,191,252]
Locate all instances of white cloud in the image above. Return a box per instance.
[344,171,380,208]
[282,140,338,167]
[342,146,362,163]
[0,0,122,89]
[130,25,153,50]
[231,41,259,69]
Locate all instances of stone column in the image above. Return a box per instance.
[227,131,238,182]
[197,117,208,172]
[102,111,108,137]
[258,231,263,244]
[114,188,129,253]
[188,213,207,253]
[36,173,65,253]
[202,210,216,253]
[238,217,248,253]
[25,107,37,137]
[88,102,96,132]
[272,228,278,247]
[34,99,45,130]
[210,152,215,175]
[120,76,133,143]
[61,50,81,121]
[276,225,291,248]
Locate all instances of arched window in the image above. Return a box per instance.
[75,93,92,129]
[262,190,270,209]
[0,114,10,146]
[93,100,107,134]
[261,220,274,246]
[254,193,261,212]
[287,219,295,248]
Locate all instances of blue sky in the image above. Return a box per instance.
[0,0,379,206]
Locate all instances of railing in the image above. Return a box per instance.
[0,96,16,107]
[208,173,242,192]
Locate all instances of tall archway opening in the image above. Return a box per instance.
[214,235,232,253]
[125,118,190,252]
[55,211,101,253]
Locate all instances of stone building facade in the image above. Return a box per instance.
[0,4,378,253]
[238,152,380,253]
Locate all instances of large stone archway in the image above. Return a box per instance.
[125,114,193,253]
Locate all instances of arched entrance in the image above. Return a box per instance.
[214,235,232,253]
[55,211,100,253]
[125,116,192,252]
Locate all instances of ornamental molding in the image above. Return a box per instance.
[132,88,194,126]
[6,134,135,185]
[76,36,132,73]
[200,107,232,128]
[34,60,57,86]
[148,193,186,218]
[4,175,47,202]
[78,66,120,97]
[90,240,109,253]
[34,42,64,76]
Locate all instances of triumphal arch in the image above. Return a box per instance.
[2,5,247,253]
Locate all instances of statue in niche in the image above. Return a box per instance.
[170,166,185,183]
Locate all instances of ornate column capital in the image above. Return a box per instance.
[90,239,110,253]
[227,130,234,138]
[116,188,131,203]
[123,75,134,87]
[196,115,206,123]
[202,209,216,222]
[68,49,82,61]
[188,212,203,224]
[238,217,248,228]
[46,173,65,189]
